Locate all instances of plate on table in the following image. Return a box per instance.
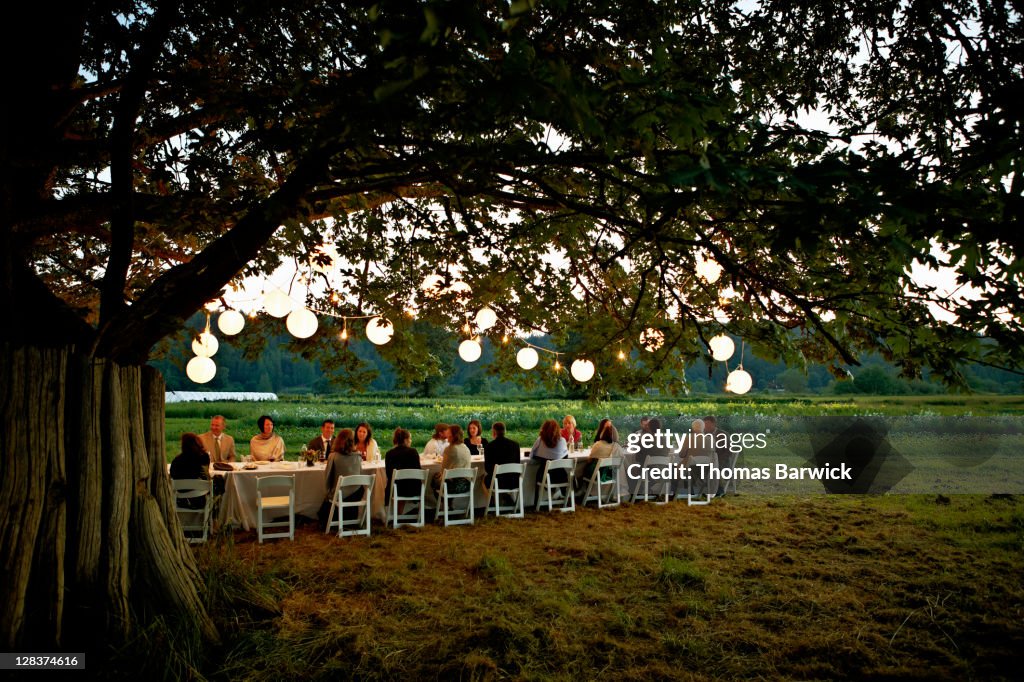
[243,464,257,470]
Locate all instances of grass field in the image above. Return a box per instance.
[146,395,1024,679]
[127,494,1024,680]
[163,394,1024,463]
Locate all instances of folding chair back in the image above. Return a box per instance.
[485,462,526,518]
[390,468,427,528]
[327,473,374,537]
[685,455,715,505]
[631,455,673,504]
[257,475,295,542]
[173,478,212,544]
[535,458,575,513]
[582,456,623,508]
[438,468,477,526]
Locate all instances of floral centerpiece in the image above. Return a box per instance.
[300,448,317,466]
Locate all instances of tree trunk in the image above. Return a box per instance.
[0,343,218,650]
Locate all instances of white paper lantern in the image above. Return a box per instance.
[458,338,482,362]
[696,254,723,284]
[217,310,245,336]
[475,306,497,331]
[263,289,293,318]
[713,307,732,324]
[570,359,596,382]
[726,368,753,395]
[639,327,665,352]
[286,308,318,338]
[709,334,735,362]
[186,356,216,384]
[516,347,539,370]
[191,331,219,358]
[365,316,394,345]
[448,280,472,297]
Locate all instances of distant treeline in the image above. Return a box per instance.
[150,314,1022,396]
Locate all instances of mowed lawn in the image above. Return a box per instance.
[151,494,1024,681]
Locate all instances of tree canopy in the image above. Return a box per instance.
[7,0,1023,390]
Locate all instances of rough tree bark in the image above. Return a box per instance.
[0,344,218,650]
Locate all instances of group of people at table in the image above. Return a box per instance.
[170,413,725,519]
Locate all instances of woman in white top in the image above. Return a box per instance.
[249,415,285,461]
[352,422,381,462]
[580,419,622,485]
[423,422,449,458]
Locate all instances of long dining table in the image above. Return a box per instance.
[215,447,637,530]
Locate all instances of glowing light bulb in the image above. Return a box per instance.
[618,349,626,360]
[553,360,561,371]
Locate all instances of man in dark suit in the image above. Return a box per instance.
[306,419,335,460]
[483,422,521,499]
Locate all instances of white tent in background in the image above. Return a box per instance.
[166,391,278,403]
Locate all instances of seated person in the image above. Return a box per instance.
[433,424,471,496]
[250,415,285,461]
[305,419,335,460]
[530,419,569,488]
[464,419,489,456]
[483,421,521,495]
[560,415,582,447]
[199,415,236,463]
[170,433,211,509]
[385,427,422,506]
[579,419,623,486]
[352,422,381,462]
[423,423,448,458]
[677,418,717,497]
[322,428,363,524]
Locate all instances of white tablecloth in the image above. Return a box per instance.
[217,460,389,530]
[216,447,632,529]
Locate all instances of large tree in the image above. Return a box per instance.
[2,0,1020,652]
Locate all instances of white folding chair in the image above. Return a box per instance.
[257,475,295,542]
[436,468,477,526]
[581,456,623,509]
[326,474,374,537]
[173,479,213,544]
[390,468,427,528]
[484,462,526,518]
[535,459,575,513]
[630,455,673,504]
[684,455,715,505]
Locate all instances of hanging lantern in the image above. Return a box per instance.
[365,317,394,345]
[570,359,595,382]
[217,310,245,336]
[475,306,497,331]
[263,289,293,318]
[448,281,472,298]
[286,308,318,338]
[191,331,219,358]
[420,274,444,294]
[639,327,665,352]
[185,356,216,384]
[726,368,753,395]
[516,347,539,370]
[709,334,735,362]
[696,253,723,284]
[458,338,482,362]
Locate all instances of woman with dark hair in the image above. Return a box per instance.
[423,423,448,458]
[433,424,471,496]
[464,419,488,456]
[170,433,211,509]
[250,415,285,461]
[579,418,622,485]
[530,419,569,487]
[321,428,364,525]
[385,427,422,506]
[353,422,381,462]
